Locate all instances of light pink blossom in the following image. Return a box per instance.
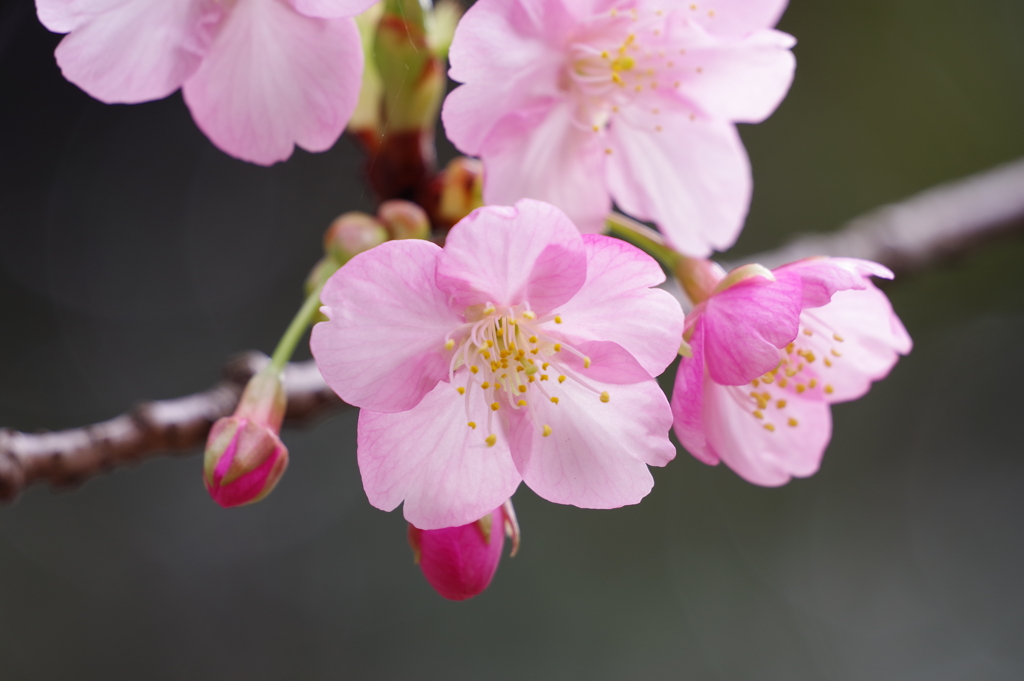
[442,0,795,255]
[35,0,374,165]
[671,257,912,486]
[408,501,520,600]
[310,199,684,529]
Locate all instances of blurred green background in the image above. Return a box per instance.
[1,0,1023,678]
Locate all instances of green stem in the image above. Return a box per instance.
[269,260,339,373]
[604,212,681,270]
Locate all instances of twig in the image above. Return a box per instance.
[2,158,1023,503]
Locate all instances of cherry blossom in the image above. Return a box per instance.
[672,257,912,486]
[35,0,374,165]
[442,0,795,255]
[310,199,684,529]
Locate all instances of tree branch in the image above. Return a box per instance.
[3,158,1023,503]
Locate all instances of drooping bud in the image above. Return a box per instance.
[674,256,726,305]
[436,157,484,229]
[407,500,520,601]
[203,366,289,508]
[323,212,389,265]
[377,200,430,240]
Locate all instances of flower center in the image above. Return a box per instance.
[444,303,606,447]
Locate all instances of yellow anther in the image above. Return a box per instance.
[777,378,788,388]
[528,376,535,383]
[542,363,550,370]
[529,336,538,343]
[751,379,760,387]
[764,423,776,432]
[554,344,562,352]
[696,66,703,73]
[470,366,479,374]
[491,402,500,411]
[558,376,567,383]
[530,348,539,355]
[540,374,549,381]
[501,373,507,378]
[776,400,787,409]
[796,384,806,394]
[592,125,600,132]
[788,418,798,427]
[583,357,591,368]
[550,397,559,404]
[522,311,536,320]
[481,382,490,389]
[763,375,774,384]
[808,379,818,388]
[485,340,493,348]
[601,50,609,58]
[831,349,842,357]
[600,391,610,403]
[833,333,844,342]
[485,434,497,447]
[457,387,465,395]
[786,343,795,354]
[468,422,477,429]
[824,358,832,367]
[554,316,562,324]
[516,365,524,372]
[611,56,635,72]
[496,329,503,337]
[444,339,455,351]
[542,425,553,437]
[518,385,527,393]
[612,72,624,86]
[517,399,527,406]
[753,410,764,419]
[824,384,834,395]
[803,328,813,336]
[482,350,491,359]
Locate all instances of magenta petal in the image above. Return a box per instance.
[775,257,872,309]
[182,0,362,165]
[51,0,216,104]
[552,234,684,377]
[606,112,751,256]
[700,273,802,385]
[671,320,719,466]
[357,383,522,530]
[507,378,674,509]
[286,0,377,18]
[310,240,463,413]
[436,200,588,314]
[704,380,832,486]
[412,507,505,601]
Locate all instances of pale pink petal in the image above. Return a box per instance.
[700,273,802,385]
[357,383,521,530]
[551,235,684,377]
[554,340,653,385]
[671,320,719,466]
[799,283,912,403]
[182,0,362,165]
[676,0,789,36]
[310,240,463,413]
[477,101,612,234]
[662,19,795,123]
[704,380,831,486]
[606,112,751,256]
[506,378,675,508]
[51,0,217,103]
[286,0,376,18]
[435,199,588,314]
[775,257,879,308]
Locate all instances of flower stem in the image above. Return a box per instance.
[269,261,340,374]
[604,212,681,270]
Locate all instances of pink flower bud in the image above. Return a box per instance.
[203,367,289,508]
[436,156,483,229]
[407,500,520,601]
[377,200,430,240]
[323,212,389,265]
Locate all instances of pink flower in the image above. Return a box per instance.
[35,0,375,165]
[671,257,912,486]
[310,199,684,529]
[408,501,521,601]
[441,0,795,255]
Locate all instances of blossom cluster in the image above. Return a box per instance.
[38,0,912,600]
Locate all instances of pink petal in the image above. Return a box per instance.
[700,272,802,385]
[182,0,362,165]
[357,383,522,530]
[476,101,612,235]
[774,257,876,308]
[605,111,751,256]
[799,283,912,403]
[506,377,675,509]
[663,20,796,123]
[554,340,654,385]
[51,0,217,103]
[676,0,790,36]
[671,320,719,466]
[703,380,832,486]
[310,240,463,413]
[551,234,684,377]
[286,0,377,18]
[435,199,588,314]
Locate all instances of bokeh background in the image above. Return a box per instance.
[2,0,1024,678]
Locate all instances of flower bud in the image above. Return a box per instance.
[436,157,484,229]
[203,367,289,508]
[348,2,386,141]
[377,200,430,240]
[375,0,445,132]
[407,500,520,601]
[323,212,389,265]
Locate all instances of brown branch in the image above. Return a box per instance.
[0,353,348,502]
[3,158,1023,503]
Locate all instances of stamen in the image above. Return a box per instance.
[600,391,610,403]
[457,387,465,395]
[467,422,476,429]
[485,434,497,447]
[542,425,553,437]
[444,339,455,351]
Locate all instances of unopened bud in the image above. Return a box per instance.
[674,256,726,304]
[407,500,520,601]
[375,0,446,132]
[203,367,289,508]
[378,200,430,240]
[348,2,386,139]
[324,212,388,265]
[436,157,484,228]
